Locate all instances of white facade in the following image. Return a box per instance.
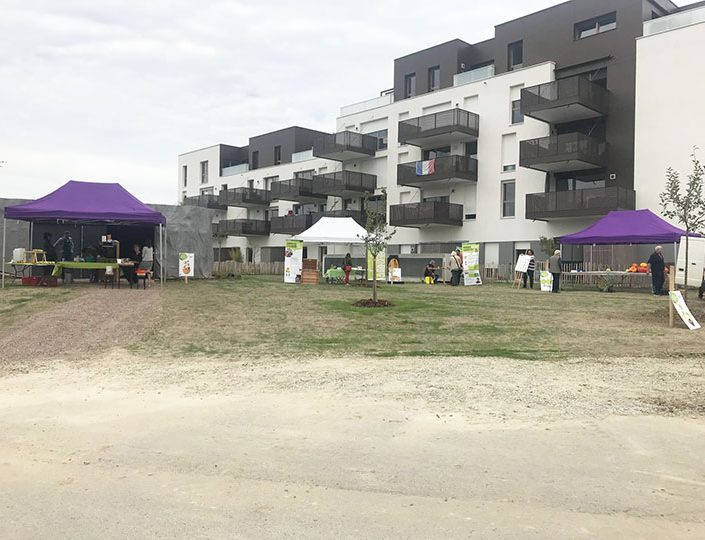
[635,9,705,218]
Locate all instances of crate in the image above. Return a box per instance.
[301,269,319,285]
[21,276,42,286]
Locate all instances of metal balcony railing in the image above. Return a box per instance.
[217,219,270,236]
[525,187,636,220]
[218,187,271,207]
[521,76,609,119]
[183,194,227,210]
[312,171,377,196]
[312,131,379,160]
[520,133,607,171]
[389,202,463,227]
[398,108,479,145]
[270,214,314,235]
[397,155,478,187]
[270,176,324,201]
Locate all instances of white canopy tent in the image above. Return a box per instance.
[292,217,367,244]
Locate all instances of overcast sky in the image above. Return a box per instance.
[0,1,695,204]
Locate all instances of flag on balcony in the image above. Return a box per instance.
[415,159,435,176]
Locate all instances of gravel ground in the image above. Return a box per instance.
[0,287,161,375]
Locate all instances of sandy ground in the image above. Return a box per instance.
[1,348,705,539]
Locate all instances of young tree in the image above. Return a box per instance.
[358,190,396,304]
[660,150,705,301]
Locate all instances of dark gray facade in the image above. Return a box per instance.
[248,126,329,170]
[219,145,249,173]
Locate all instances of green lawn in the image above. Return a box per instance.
[0,285,75,328]
[132,276,704,360]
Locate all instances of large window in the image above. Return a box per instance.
[404,73,416,99]
[423,195,450,203]
[511,99,524,124]
[368,129,388,150]
[263,175,278,191]
[182,165,188,187]
[465,141,478,158]
[251,150,259,170]
[574,12,616,40]
[200,161,208,184]
[508,41,523,71]
[274,145,282,165]
[428,66,440,92]
[501,180,516,218]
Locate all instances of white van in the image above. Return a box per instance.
[675,236,705,288]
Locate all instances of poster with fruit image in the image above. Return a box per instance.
[178,252,194,278]
[284,240,303,284]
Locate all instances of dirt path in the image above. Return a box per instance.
[0,288,161,374]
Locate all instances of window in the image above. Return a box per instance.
[423,146,450,160]
[251,150,259,170]
[423,195,450,203]
[511,99,524,124]
[501,181,516,218]
[247,179,254,189]
[428,66,440,92]
[503,164,517,172]
[200,161,208,184]
[368,129,388,150]
[182,165,188,187]
[274,145,281,165]
[465,141,478,158]
[404,73,416,99]
[574,12,616,40]
[263,176,277,191]
[295,169,315,180]
[200,186,214,196]
[508,41,523,71]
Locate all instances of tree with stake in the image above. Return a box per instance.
[358,190,395,305]
[659,149,705,302]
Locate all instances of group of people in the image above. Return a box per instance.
[423,250,464,286]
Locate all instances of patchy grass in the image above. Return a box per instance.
[0,285,75,326]
[130,275,704,360]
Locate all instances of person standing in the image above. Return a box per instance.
[53,231,74,261]
[343,252,353,285]
[647,245,666,296]
[548,249,562,293]
[522,249,536,289]
[449,250,463,286]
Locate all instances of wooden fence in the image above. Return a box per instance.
[213,261,283,277]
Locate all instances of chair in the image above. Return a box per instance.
[104,265,115,289]
[134,269,152,289]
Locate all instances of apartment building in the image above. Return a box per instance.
[178,0,699,267]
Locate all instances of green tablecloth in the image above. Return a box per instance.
[51,261,119,277]
[324,268,365,282]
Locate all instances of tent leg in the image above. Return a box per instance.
[2,218,6,290]
[159,224,164,289]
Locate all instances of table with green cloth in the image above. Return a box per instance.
[51,261,119,277]
[324,267,365,284]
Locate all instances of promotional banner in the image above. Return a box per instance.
[367,249,386,281]
[284,240,303,284]
[515,254,531,273]
[461,243,482,286]
[670,291,701,330]
[540,271,553,292]
[178,253,194,278]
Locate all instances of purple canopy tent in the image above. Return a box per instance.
[560,209,697,245]
[2,181,167,288]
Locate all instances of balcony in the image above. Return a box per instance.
[525,187,636,221]
[313,131,378,161]
[389,202,463,228]
[398,108,479,147]
[219,187,271,208]
[312,209,367,227]
[217,219,270,236]
[270,177,326,203]
[520,133,607,173]
[212,223,226,237]
[521,76,609,124]
[270,214,314,235]
[397,155,478,189]
[312,171,377,198]
[182,194,227,210]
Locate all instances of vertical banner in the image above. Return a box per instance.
[669,291,701,330]
[178,253,194,278]
[461,243,482,286]
[367,249,386,281]
[284,240,304,284]
[540,271,553,292]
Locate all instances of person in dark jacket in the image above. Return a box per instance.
[53,231,74,261]
[647,245,666,295]
[548,249,562,293]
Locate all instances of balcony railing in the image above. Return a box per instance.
[389,202,463,228]
[219,187,271,207]
[312,131,378,161]
[453,64,495,87]
[270,176,325,202]
[397,155,478,187]
[217,219,271,236]
[399,108,479,146]
[312,171,377,197]
[521,76,608,123]
[520,133,607,173]
[525,187,636,221]
[339,93,394,117]
[183,194,227,210]
[270,214,314,235]
[212,222,226,237]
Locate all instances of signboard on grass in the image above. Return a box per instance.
[670,290,701,330]
[367,249,386,281]
[178,253,194,278]
[461,243,482,286]
[284,240,304,284]
[515,254,532,273]
[540,271,553,292]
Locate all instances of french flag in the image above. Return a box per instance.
[415,159,436,176]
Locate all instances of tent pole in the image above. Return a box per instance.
[159,224,164,290]
[2,218,6,290]
[29,222,33,251]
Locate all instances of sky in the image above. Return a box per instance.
[0,0,696,204]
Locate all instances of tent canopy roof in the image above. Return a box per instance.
[561,209,698,245]
[292,217,367,244]
[3,180,166,225]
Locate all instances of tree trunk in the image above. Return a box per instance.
[372,254,377,303]
[684,232,690,302]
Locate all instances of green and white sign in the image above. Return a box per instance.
[670,290,701,330]
[284,240,303,284]
[461,243,482,286]
[540,271,553,292]
[367,248,386,281]
[178,252,194,278]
